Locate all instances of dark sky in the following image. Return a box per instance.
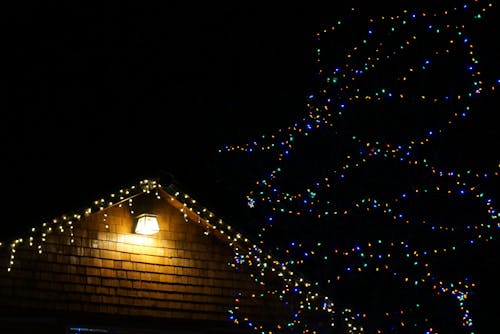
[2,1,499,241]
[1,2,339,239]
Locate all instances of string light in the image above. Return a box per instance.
[219,1,498,333]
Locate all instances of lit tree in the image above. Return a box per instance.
[218,1,499,333]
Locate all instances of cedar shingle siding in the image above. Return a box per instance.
[0,182,289,333]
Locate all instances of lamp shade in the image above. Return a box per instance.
[135,214,160,235]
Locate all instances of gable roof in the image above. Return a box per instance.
[0,177,349,333]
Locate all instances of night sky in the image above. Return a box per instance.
[2,1,332,238]
[2,1,500,332]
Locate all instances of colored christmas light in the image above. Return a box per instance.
[219,1,499,333]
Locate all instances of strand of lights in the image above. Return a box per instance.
[0,179,157,272]
[219,1,498,332]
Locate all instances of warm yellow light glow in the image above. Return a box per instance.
[135,214,160,235]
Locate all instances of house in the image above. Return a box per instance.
[0,178,341,333]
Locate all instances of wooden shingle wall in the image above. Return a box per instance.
[0,189,289,332]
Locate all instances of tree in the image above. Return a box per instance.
[217,1,500,333]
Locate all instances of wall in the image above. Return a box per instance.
[0,188,288,333]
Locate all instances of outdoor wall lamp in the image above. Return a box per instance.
[135,213,160,235]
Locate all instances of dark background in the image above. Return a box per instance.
[1,1,335,238]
